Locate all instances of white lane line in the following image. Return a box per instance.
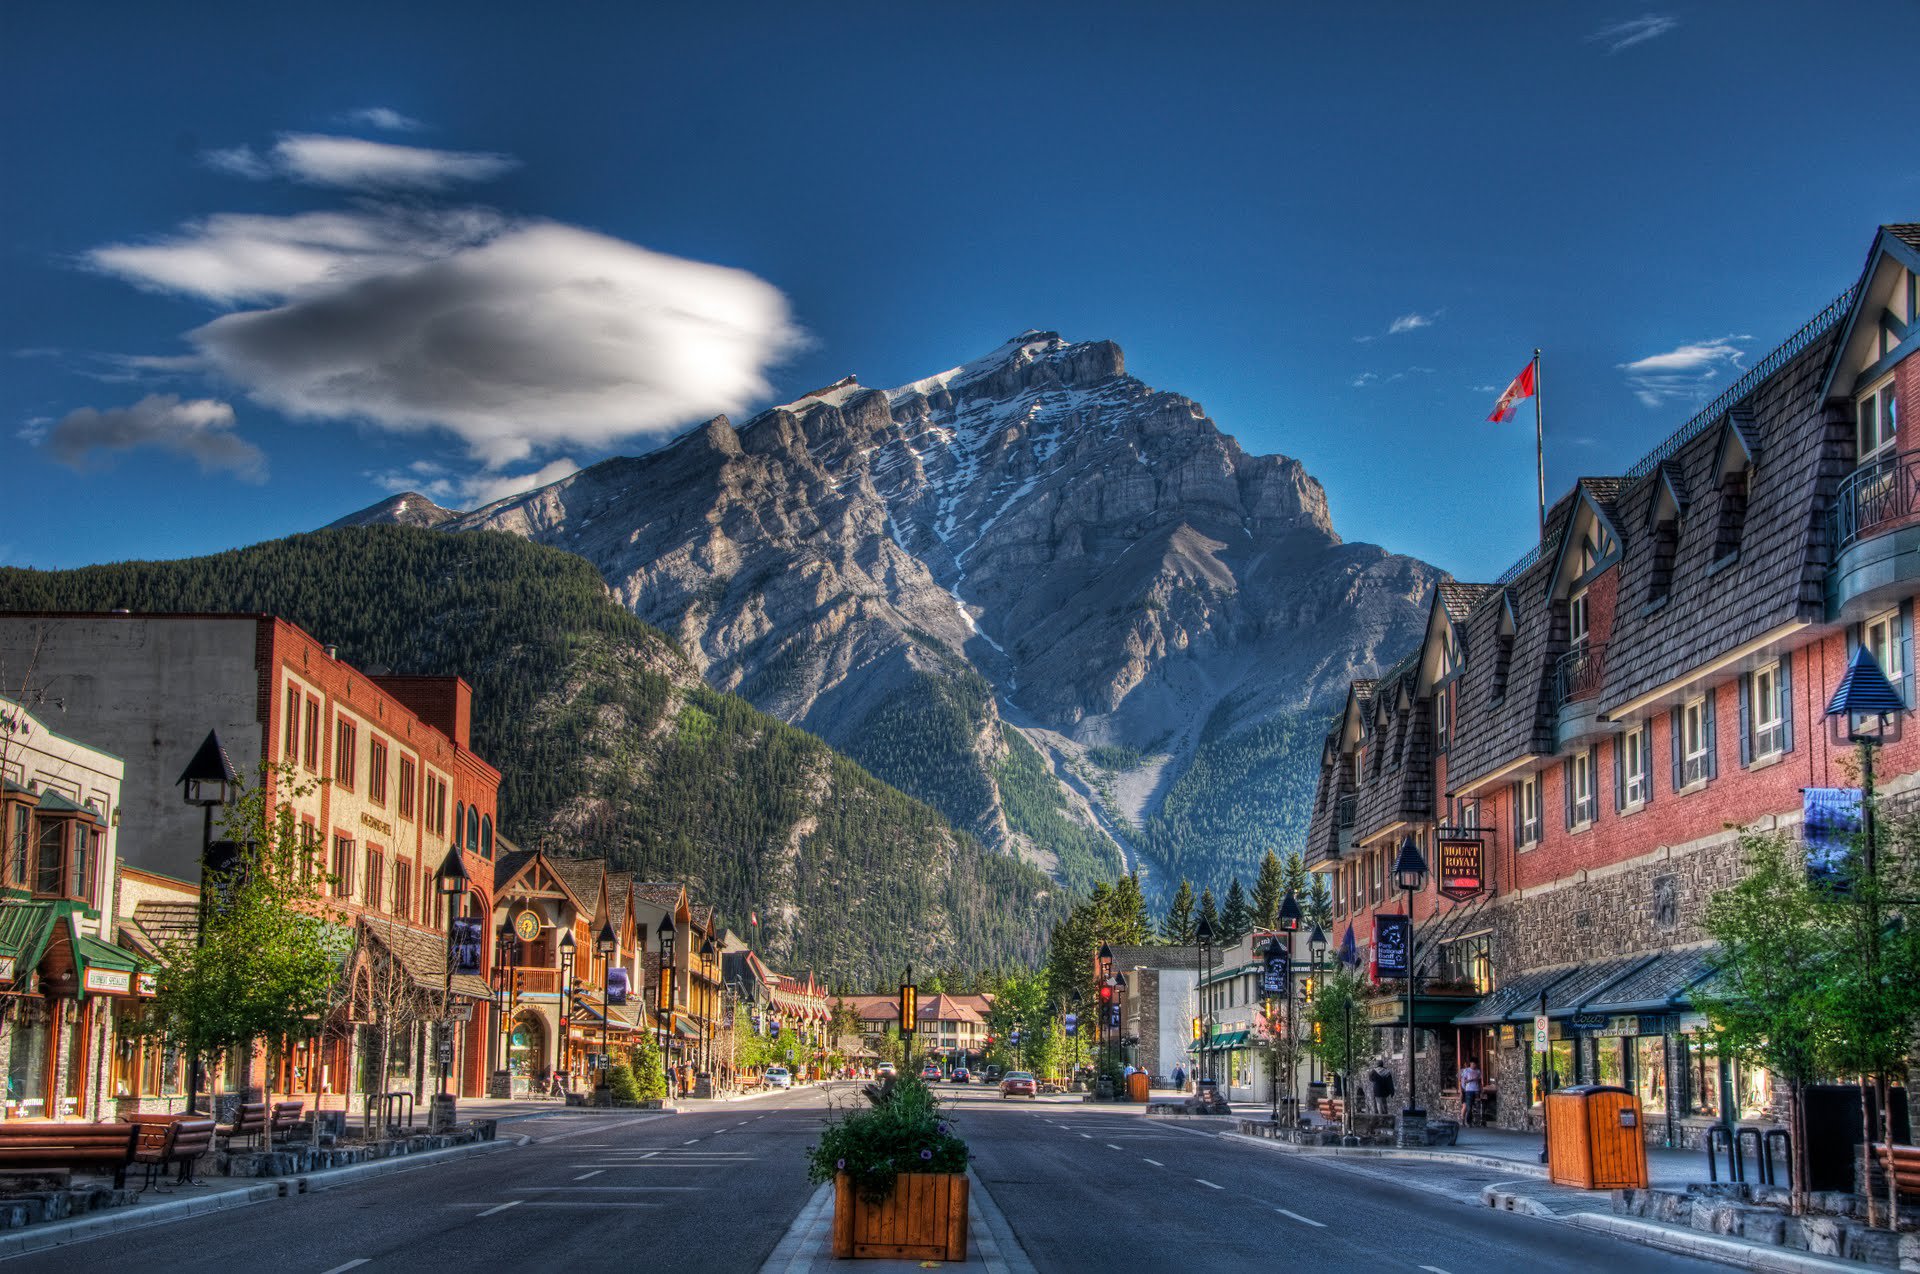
[574,1170,604,1181]
[318,1262,369,1274]
[1106,1144,1123,1151]
[1143,1158,1164,1167]
[1194,1178,1223,1190]
[1080,1133,1092,1140]
[1277,1208,1326,1227]
[1419,1267,1453,1274]
[712,1129,727,1136]
[684,1138,701,1144]
[477,1200,524,1218]
[737,1120,750,1126]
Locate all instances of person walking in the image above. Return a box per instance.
[1458,1059,1482,1126]
[1368,1057,1396,1115]
[1172,1063,1186,1092]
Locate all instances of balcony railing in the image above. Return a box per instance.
[1829,451,1920,556]
[1552,640,1607,710]
[509,967,561,994]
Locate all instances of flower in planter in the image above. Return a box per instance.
[836,1158,846,1170]
[920,1148,933,1161]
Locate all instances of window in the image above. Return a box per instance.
[1514,774,1542,847]
[9,804,27,886]
[1439,932,1493,993]
[454,801,466,849]
[480,814,493,859]
[1565,749,1595,829]
[1616,723,1651,810]
[393,861,413,920]
[34,818,64,894]
[467,805,480,851]
[1333,867,1345,918]
[368,738,388,806]
[398,758,417,820]
[1568,587,1590,648]
[332,836,355,898]
[303,696,321,771]
[70,825,94,905]
[334,717,357,790]
[284,686,301,759]
[1744,661,1788,762]
[1676,694,1713,787]
[300,820,319,881]
[1635,1036,1667,1114]
[1864,609,1907,705]
[364,849,385,911]
[1369,850,1383,905]
[1856,376,1898,464]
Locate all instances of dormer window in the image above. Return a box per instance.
[1647,518,1679,605]
[1714,469,1750,562]
[1568,587,1590,649]
[1434,684,1451,751]
[1856,374,1898,467]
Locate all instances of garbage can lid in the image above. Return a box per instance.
[1550,1084,1633,1097]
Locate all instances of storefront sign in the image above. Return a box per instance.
[1678,1012,1711,1035]
[1373,915,1410,978]
[1804,787,1862,885]
[137,971,157,997]
[1367,999,1403,1025]
[83,968,131,995]
[1261,949,1290,994]
[1596,1015,1642,1037]
[1532,1014,1549,1053]
[0,956,14,983]
[1569,1012,1608,1030]
[1437,835,1486,901]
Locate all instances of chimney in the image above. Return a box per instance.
[324,644,339,660]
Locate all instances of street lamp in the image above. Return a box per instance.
[1277,889,1303,933]
[700,935,718,1084]
[434,845,469,1095]
[596,920,616,1094]
[497,920,520,1081]
[558,928,576,1089]
[1261,934,1286,1123]
[1194,913,1215,1089]
[1393,833,1430,1126]
[177,729,238,1118]
[656,917,676,1095]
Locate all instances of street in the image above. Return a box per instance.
[8,1086,1738,1273]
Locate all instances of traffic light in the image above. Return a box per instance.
[1098,982,1113,1003]
[1302,977,1315,1005]
[1190,1016,1202,1041]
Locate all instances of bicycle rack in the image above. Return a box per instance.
[381,1090,415,1133]
[1705,1124,1743,1183]
[1762,1128,1793,1187]
[1735,1127,1767,1184]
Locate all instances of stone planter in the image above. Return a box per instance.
[831,1172,968,1261]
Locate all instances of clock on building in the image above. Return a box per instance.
[513,910,541,943]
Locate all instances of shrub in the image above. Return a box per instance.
[807,1074,968,1203]
[607,1063,641,1104]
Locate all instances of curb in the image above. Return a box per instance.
[0,1135,514,1260]
[1566,1212,1872,1274]
[1480,1184,1566,1220]
[1220,1130,1551,1178]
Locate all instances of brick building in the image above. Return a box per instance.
[1305,224,1920,1148]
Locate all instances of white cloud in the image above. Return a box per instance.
[1589,13,1678,53]
[1618,335,1750,408]
[1387,312,1435,335]
[371,456,582,508]
[1351,372,1379,388]
[40,394,265,481]
[204,133,517,191]
[344,107,424,132]
[1471,384,1498,394]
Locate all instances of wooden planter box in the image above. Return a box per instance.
[832,1171,968,1261]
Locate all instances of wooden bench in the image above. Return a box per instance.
[0,1121,138,1188]
[1877,1143,1920,1202]
[1317,1096,1347,1122]
[270,1100,306,1139]
[217,1101,267,1150]
[127,1115,215,1190]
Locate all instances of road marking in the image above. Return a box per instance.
[1143,1158,1164,1167]
[684,1138,701,1144]
[1080,1133,1092,1140]
[318,1262,369,1274]
[1419,1267,1453,1274]
[737,1120,750,1126]
[477,1200,524,1218]
[574,1170,603,1181]
[1106,1144,1123,1150]
[1277,1209,1326,1227]
[1194,1178,1223,1190]
[712,1129,727,1135]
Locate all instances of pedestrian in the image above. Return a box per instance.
[1458,1059,1482,1126]
[1368,1058,1396,1115]
[1172,1064,1186,1092]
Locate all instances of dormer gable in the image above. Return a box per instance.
[1821,224,1920,403]
[1546,483,1626,601]
[1647,462,1689,527]
[1710,411,1759,485]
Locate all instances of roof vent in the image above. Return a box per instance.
[324,644,339,660]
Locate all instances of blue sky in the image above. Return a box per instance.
[3,2,1915,579]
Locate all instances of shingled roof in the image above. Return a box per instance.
[1886,223,1920,253]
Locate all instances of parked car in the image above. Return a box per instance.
[765,1066,793,1089]
[951,1067,970,1084]
[982,1065,1001,1082]
[921,1063,944,1081]
[999,1070,1038,1099]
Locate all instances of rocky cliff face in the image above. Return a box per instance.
[429,332,1440,892]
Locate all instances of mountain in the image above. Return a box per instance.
[422,331,1441,898]
[0,527,1064,983]
[326,492,463,530]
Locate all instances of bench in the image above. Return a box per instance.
[0,1121,138,1188]
[1877,1143,1920,1202]
[127,1115,216,1190]
[217,1101,267,1150]
[1317,1096,1347,1122]
[270,1100,306,1139]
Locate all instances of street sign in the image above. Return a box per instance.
[1532,1014,1550,1053]
[436,1039,453,1066]
[1438,834,1486,901]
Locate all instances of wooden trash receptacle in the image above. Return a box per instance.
[1127,1071,1150,1102]
[1546,1085,1648,1190]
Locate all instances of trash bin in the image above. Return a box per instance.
[1545,1084,1648,1190]
[1127,1071,1150,1102]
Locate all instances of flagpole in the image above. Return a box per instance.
[1532,349,1546,543]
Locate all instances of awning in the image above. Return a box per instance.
[0,903,61,984]
[673,1017,704,1040]
[1518,954,1663,1020]
[570,997,637,1032]
[1582,945,1719,1016]
[1196,1030,1249,1051]
[73,932,142,999]
[1451,964,1582,1026]
[34,790,102,822]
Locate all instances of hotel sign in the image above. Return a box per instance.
[1437,834,1486,901]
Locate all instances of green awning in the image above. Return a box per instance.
[73,931,142,999]
[34,791,101,822]
[1195,1030,1249,1051]
[0,903,61,983]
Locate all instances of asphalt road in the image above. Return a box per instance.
[6,1086,846,1274]
[946,1086,1727,1274]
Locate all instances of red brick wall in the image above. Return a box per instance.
[1586,566,1619,649]
[372,675,473,749]
[1898,352,1918,454]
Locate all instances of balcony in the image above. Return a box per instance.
[1828,452,1920,621]
[1553,641,1611,747]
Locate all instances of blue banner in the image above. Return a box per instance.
[1374,914,1410,979]
[607,966,630,1006]
[1804,787,1862,884]
[451,916,483,975]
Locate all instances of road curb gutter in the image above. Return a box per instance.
[1219,1130,1551,1178]
[294,1134,517,1193]
[1565,1211,1871,1273]
[0,1182,280,1261]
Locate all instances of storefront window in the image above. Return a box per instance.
[1533,1038,1574,1104]
[1594,1037,1627,1089]
[1734,1060,1773,1120]
[1634,1035,1667,1113]
[61,1009,86,1115]
[6,1013,48,1115]
[1686,1036,1721,1118]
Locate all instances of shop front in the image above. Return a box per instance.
[0,904,144,1121]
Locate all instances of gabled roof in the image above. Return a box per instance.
[1544,479,1627,599]
[1647,461,1689,526]
[495,851,590,913]
[358,917,492,1000]
[1710,411,1758,484]
[1418,583,1495,693]
[1819,223,1920,401]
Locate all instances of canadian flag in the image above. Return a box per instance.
[1487,360,1537,423]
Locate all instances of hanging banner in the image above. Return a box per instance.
[606,966,630,1006]
[1437,834,1486,901]
[1063,1013,1077,1037]
[1373,914,1410,979]
[1261,949,1290,995]
[450,916,483,974]
[1803,787,1861,885]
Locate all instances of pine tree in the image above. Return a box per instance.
[1283,850,1311,902]
[1108,872,1152,944]
[1308,873,1334,932]
[1198,888,1220,940]
[1161,879,1196,945]
[1222,878,1252,941]
[1253,851,1284,930]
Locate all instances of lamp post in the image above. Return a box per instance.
[1195,914,1215,1088]
[1305,924,1326,1109]
[497,920,520,1081]
[177,730,237,1118]
[700,936,717,1084]
[1393,834,1430,1129]
[1261,935,1285,1123]
[434,846,468,1095]
[558,928,576,1088]
[595,921,615,1094]
[656,917,676,1095]
[1276,889,1303,1120]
